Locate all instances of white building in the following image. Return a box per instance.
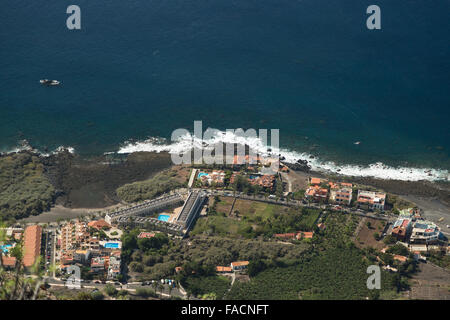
[357,190,386,210]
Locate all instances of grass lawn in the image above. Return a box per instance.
[191,215,248,237]
[194,197,321,238]
[233,199,288,222]
[214,197,235,215]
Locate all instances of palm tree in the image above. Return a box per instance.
[0,236,45,300]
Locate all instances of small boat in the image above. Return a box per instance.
[40,79,60,86]
[354,141,361,145]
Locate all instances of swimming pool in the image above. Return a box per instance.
[158,214,170,222]
[103,242,119,248]
[0,244,12,253]
[197,172,208,178]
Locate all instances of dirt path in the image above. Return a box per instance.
[408,262,450,300]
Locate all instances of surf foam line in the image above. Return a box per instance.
[0,140,75,157]
[116,131,449,182]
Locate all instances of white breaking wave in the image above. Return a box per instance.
[116,130,450,182]
[0,140,75,157]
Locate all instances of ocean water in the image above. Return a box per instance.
[0,0,449,180]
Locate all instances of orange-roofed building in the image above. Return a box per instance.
[216,266,232,273]
[23,225,42,268]
[330,187,352,205]
[305,185,328,202]
[138,232,156,239]
[310,177,322,185]
[357,190,386,210]
[393,255,408,263]
[273,233,297,240]
[296,232,313,239]
[175,266,183,273]
[88,219,111,230]
[1,256,17,268]
[340,182,353,188]
[391,218,413,241]
[230,261,249,271]
[233,155,261,165]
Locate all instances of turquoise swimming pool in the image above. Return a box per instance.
[104,242,120,248]
[158,214,170,222]
[0,244,12,253]
[197,172,208,178]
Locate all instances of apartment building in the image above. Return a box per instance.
[357,190,386,211]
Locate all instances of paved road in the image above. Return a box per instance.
[43,277,185,298]
[200,188,394,221]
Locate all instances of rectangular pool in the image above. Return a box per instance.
[158,214,170,222]
[103,242,119,248]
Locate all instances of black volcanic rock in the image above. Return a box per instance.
[285,159,311,172]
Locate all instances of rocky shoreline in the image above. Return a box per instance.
[3,148,448,225]
[41,150,173,208]
[284,158,450,207]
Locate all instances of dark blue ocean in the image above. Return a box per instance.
[1,1,449,177]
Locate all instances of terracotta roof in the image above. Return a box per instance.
[231,261,249,267]
[341,183,353,187]
[297,232,313,239]
[23,225,42,267]
[393,255,408,263]
[216,266,232,272]
[310,178,322,185]
[88,219,111,230]
[138,232,156,239]
[274,233,297,239]
[175,266,183,273]
[306,185,328,198]
[1,256,17,267]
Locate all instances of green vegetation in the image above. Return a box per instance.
[123,226,309,282]
[104,284,118,297]
[91,290,104,300]
[386,244,409,256]
[0,224,48,300]
[0,153,55,222]
[135,287,157,298]
[193,198,320,239]
[177,261,231,299]
[383,234,397,245]
[121,229,174,280]
[116,171,182,203]
[227,246,380,299]
[292,189,305,200]
[225,212,410,300]
[386,194,416,212]
[182,275,231,299]
[426,250,450,270]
